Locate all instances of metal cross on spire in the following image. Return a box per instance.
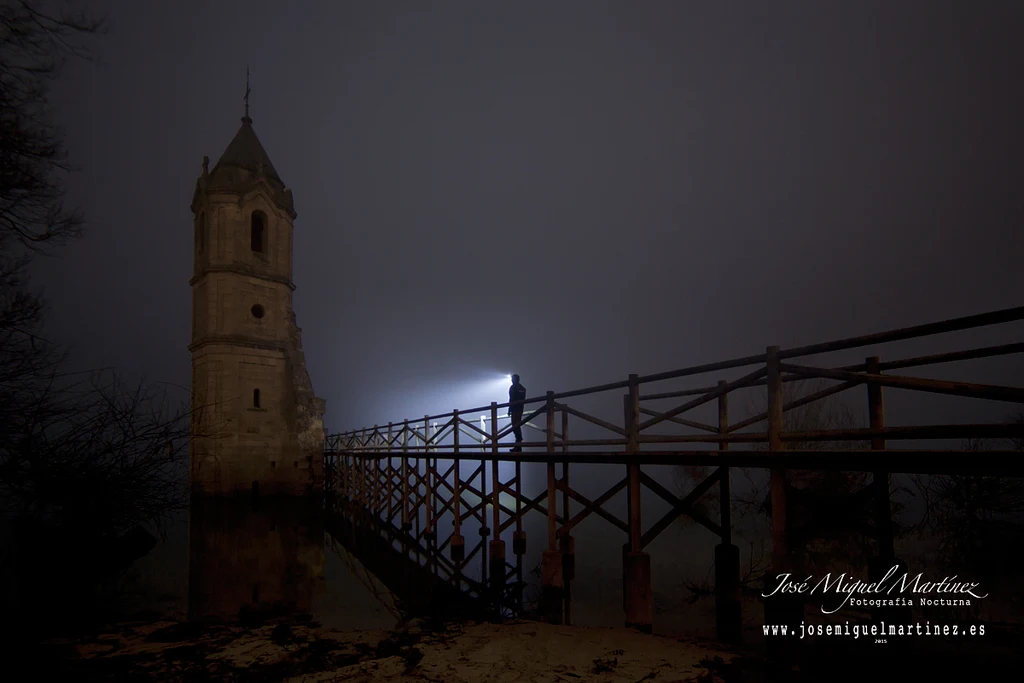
[244,65,251,120]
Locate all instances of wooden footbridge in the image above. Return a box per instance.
[323,306,1024,641]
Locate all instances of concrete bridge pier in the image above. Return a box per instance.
[559,534,576,625]
[559,534,575,581]
[540,549,563,624]
[488,539,506,618]
[512,530,526,556]
[488,539,505,588]
[451,533,465,563]
[623,549,653,633]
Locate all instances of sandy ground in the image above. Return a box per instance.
[42,617,755,682]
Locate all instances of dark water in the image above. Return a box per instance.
[103,469,1024,652]
[116,491,732,634]
[121,497,399,631]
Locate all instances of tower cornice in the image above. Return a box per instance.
[188,336,289,354]
[190,266,296,290]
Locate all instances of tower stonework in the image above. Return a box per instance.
[189,113,325,497]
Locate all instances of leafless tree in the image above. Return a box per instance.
[1,1,104,252]
[908,423,1024,591]
[0,4,216,626]
[1,0,104,446]
[2,371,193,531]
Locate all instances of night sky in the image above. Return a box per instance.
[36,1,1024,433]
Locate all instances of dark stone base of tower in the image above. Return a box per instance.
[188,495,325,621]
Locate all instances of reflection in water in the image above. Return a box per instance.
[187,496,326,621]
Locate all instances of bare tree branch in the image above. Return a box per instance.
[1,0,105,253]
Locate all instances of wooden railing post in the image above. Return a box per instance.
[387,422,394,522]
[490,402,505,602]
[479,412,489,532]
[424,415,433,540]
[355,433,363,514]
[765,346,798,663]
[340,448,346,504]
[372,425,379,517]
[546,391,557,551]
[765,348,788,569]
[626,375,641,551]
[560,404,575,625]
[346,452,352,508]
[716,379,741,642]
[491,417,500,541]
[356,448,362,514]
[338,452,345,505]
[357,440,364,513]
[450,409,462,565]
[378,428,385,518]
[401,420,410,531]
[509,399,525,557]
[866,356,894,560]
[622,374,652,632]
[366,430,372,515]
[540,390,562,623]
[718,381,731,542]
[347,453,356,534]
[414,423,422,541]
[866,356,910,632]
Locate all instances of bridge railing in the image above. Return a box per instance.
[325,304,1024,465]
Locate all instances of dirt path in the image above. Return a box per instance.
[40,617,755,682]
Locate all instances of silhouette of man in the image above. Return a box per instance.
[508,374,526,452]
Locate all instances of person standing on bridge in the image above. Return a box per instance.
[508,374,526,452]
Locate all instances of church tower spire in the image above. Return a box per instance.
[243,64,251,123]
[189,101,325,498]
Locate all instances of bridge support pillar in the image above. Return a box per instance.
[451,533,465,564]
[621,543,628,612]
[489,540,506,588]
[623,550,652,633]
[715,543,742,642]
[540,550,563,624]
[560,535,575,581]
[512,530,526,556]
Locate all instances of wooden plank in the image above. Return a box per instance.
[779,305,1024,360]
[326,449,1024,474]
[558,403,627,436]
[782,424,1024,441]
[641,502,722,549]
[639,432,767,444]
[638,367,769,432]
[726,380,861,433]
[638,407,718,433]
[880,342,1024,372]
[780,363,1024,403]
[557,478,629,536]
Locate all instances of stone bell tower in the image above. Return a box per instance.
[189,100,325,498]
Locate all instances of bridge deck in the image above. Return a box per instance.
[325,448,1024,475]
